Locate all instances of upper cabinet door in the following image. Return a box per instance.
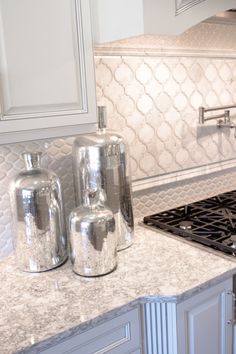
[0,0,97,144]
[91,0,236,43]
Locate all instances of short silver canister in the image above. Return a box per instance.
[69,189,117,276]
[10,152,67,272]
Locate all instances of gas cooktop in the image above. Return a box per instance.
[143,190,236,257]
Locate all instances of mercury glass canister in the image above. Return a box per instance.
[10,152,67,272]
[72,106,134,251]
[69,188,117,276]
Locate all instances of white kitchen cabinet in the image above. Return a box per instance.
[91,0,236,43]
[142,278,233,354]
[25,278,234,354]
[0,0,97,144]
[177,278,233,354]
[39,308,143,354]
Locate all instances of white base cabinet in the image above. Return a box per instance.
[33,278,234,354]
[177,279,233,354]
[142,278,233,354]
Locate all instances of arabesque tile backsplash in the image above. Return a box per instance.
[95,54,236,179]
[2,22,236,258]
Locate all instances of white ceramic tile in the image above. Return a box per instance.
[205,63,217,82]
[205,90,218,106]
[115,62,133,85]
[125,79,144,101]
[140,153,156,174]
[136,63,153,84]
[174,92,188,111]
[172,63,187,83]
[189,63,204,83]
[94,61,113,87]
[190,91,203,109]
[138,124,155,144]
[157,121,172,141]
[158,150,174,170]
[154,63,170,83]
[116,94,135,116]
[219,63,231,82]
[156,92,172,113]
[137,94,153,114]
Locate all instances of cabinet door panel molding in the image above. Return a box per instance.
[39,308,142,354]
[0,0,97,143]
[177,279,233,354]
[0,0,87,118]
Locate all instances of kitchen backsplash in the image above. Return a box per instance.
[2,22,236,258]
[133,167,236,219]
[95,54,236,180]
[95,21,236,181]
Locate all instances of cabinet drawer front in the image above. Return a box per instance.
[40,308,141,354]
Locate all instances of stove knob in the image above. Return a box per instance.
[227,290,235,298]
[230,235,236,248]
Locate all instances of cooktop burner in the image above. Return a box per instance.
[143,190,236,256]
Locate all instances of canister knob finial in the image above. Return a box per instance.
[98,106,107,129]
[22,152,42,170]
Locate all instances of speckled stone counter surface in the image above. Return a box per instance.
[1,225,236,354]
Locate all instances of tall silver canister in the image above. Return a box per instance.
[10,152,67,272]
[72,106,134,250]
[69,186,117,276]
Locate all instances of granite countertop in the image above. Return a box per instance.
[1,225,236,354]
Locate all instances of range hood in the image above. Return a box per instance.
[206,9,236,25]
[91,1,236,44]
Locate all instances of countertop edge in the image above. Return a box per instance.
[17,267,236,354]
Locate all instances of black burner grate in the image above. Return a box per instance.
[143,191,236,256]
